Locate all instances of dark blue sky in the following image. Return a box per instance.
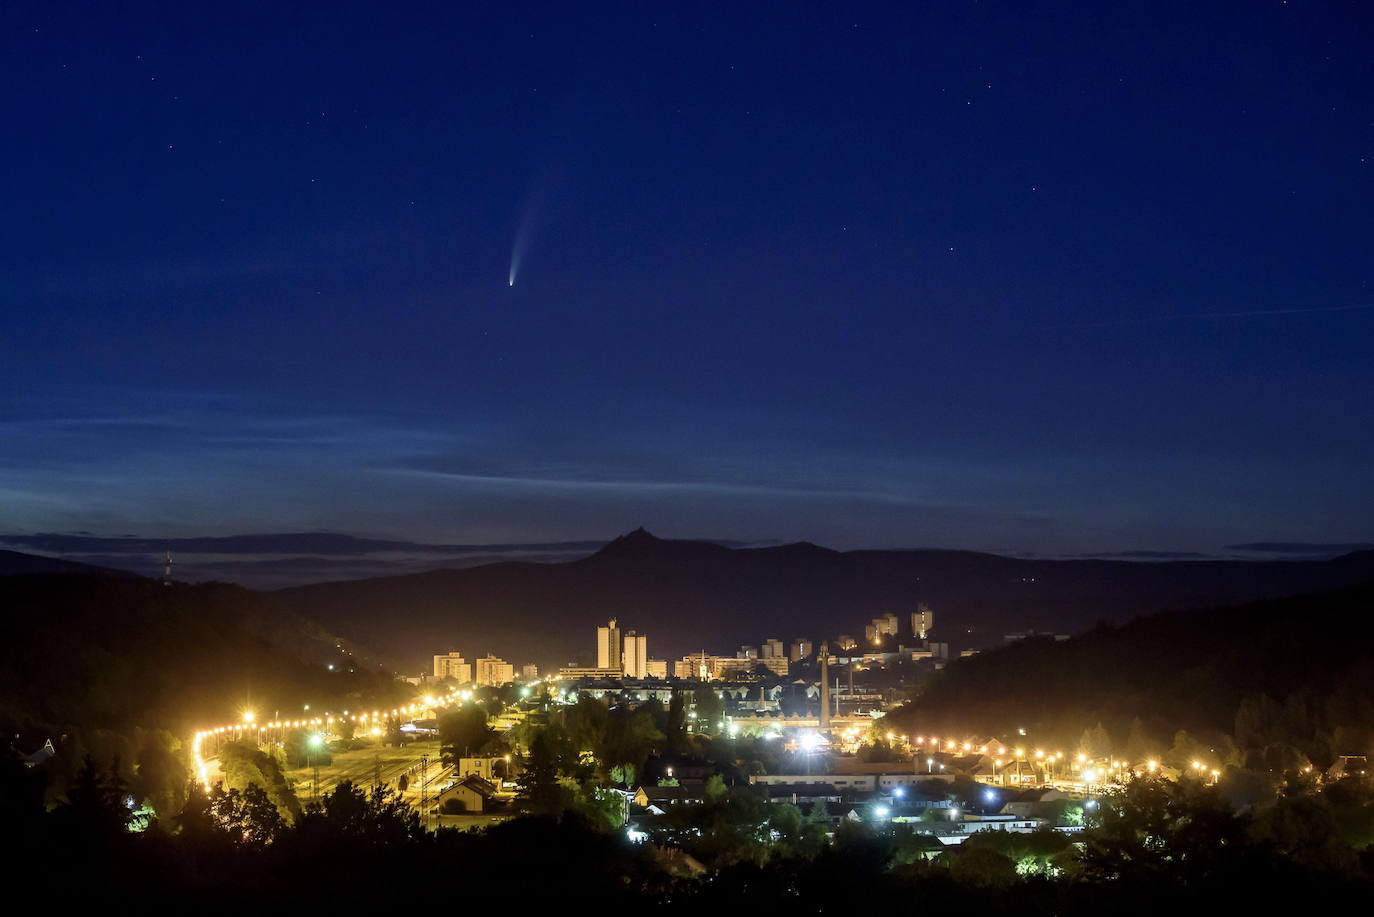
[3,2,1372,554]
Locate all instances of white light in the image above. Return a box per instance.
[874,806,890,819]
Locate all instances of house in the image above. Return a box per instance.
[820,801,864,826]
[903,834,948,861]
[999,788,1065,818]
[633,783,706,810]
[888,784,954,811]
[949,814,1048,835]
[435,775,498,814]
[455,756,514,782]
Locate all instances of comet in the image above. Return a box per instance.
[507,237,523,287]
[508,202,535,287]
[509,163,554,288]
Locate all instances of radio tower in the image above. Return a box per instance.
[163,550,173,587]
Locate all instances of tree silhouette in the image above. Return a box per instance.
[438,705,496,765]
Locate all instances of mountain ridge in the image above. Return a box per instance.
[274,529,1374,672]
[0,549,141,578]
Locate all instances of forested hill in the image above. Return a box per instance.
[0,575,407,741]
[0,549,138,577]
[275,528,1374,669]
[887,583,1374,764]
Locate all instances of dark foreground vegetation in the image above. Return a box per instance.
[5,749,1373,908]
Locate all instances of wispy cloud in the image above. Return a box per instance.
[1055,303,1374,330]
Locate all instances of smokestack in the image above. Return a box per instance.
[818,641,830,729]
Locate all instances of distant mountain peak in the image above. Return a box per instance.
[590,528,732,561]
[594,528,666,555]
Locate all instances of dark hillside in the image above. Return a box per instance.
[0,575,406,739]
[0,549,138,578]
[275,528,1374,670]
[886,583,1374,762]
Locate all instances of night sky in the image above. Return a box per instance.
[3,2,1372,556]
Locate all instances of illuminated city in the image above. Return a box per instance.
[3,2,1372,909]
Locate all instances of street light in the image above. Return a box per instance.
[306,732,324,799]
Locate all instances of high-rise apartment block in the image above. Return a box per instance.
[596,618,622,672]
[758,657,789,676]
[622,632,648,679]
[912,605,934,640]
[761,638,785,658]
[788,639,813,661]
[433,652,472,683]
[864,613,900,645]
[520,663,539,682]
[473,655,514,686]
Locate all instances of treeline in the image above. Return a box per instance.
[889,584,1374,767]
[0,575,411,805]
[497,690,810,789]
[5,750,1373,907]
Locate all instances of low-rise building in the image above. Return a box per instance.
[750,772,937,793]
[455,756,506,782]
[674,652,713,680]
[758,783,843,805]
[998,788,1066,818]
[435,775,499,814]
[554,666,623,680]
